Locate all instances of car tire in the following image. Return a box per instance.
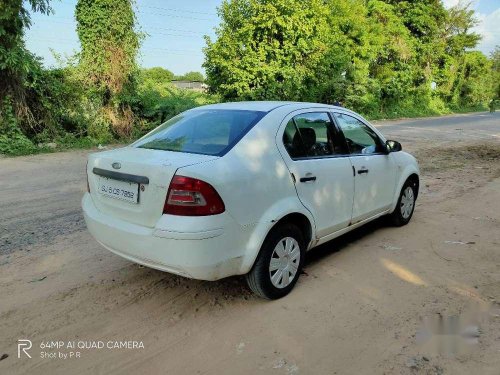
[389,179,417,226]
[246,223,305,300]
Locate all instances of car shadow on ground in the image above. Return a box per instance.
[114,216,391,306]
[169,216,391,302]
[304,217,388,268]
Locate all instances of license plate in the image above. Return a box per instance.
[98,177,139,204]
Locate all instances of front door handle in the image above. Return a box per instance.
[357,169,369,175]
[300,176,317,182]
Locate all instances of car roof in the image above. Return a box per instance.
[192,101,347,113]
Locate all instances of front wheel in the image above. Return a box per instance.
[389,179,417,226]
[246,223,305,299]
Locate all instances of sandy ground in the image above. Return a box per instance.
[1,112,499,375]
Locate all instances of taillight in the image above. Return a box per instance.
[164,175,225,216]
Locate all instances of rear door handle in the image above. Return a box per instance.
[300,176,317,182]
[357,169,369,175]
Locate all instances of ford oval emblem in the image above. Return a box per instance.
[112,162,121,170]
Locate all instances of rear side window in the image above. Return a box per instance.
[134,110,266,156]
[283,112,342,158]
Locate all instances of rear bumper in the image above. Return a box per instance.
[82,193,251,280]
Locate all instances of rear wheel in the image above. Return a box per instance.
[246,223,305,299]
[390,179,417,226]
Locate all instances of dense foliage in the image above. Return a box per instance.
[0,0,498,156]
[491,46,500,105]
[135,67,215,136]
[204,0,497,118]
[174,71,205,82]
[75,0,140,138]
[0,0,51,102]
[0,0,52,153]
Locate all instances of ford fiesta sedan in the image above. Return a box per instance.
[82,101,419,299]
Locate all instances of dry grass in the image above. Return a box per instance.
[415,142,500,173]
[103,105,135,138]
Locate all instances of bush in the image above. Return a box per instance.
[133,74,217,136]
[0,97,37,156]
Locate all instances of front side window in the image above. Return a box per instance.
[283,112,341,159]
[334,113,382,155]
[134,109,266,156]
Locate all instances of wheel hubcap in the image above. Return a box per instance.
[269,237,300,289]
[400,186,415,219]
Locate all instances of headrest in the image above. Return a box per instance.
[299,127,316,150]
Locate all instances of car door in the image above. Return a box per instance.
[332,111,397,222]
[278,111,354,238]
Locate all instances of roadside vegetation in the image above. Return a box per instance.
[1,0,499,156]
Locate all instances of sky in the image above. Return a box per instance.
[25,0,500,75]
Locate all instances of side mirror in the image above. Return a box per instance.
[386,140,402,153]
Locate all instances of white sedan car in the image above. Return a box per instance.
[82,101,419,299]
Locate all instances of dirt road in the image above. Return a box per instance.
[1,112,499,374]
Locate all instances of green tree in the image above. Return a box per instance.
[445,3,481,56]
[75,0,139,97]
[0,0,51,120]
[444,3,484,107]
[306,0,375,108]
[75,0,140,137]
[175,71,205,82]
[367,0,416,114]
[204,0,495,116]
[140,67,175,83]
[204,0,331,101]
[491,46,500,101]
[456,51,493,107]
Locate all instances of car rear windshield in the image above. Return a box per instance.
[133,109,266,156]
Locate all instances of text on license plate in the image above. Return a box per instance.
[98,178,139,204]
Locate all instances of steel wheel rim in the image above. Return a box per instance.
[400,186,415,219]
[269,237,300,289]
